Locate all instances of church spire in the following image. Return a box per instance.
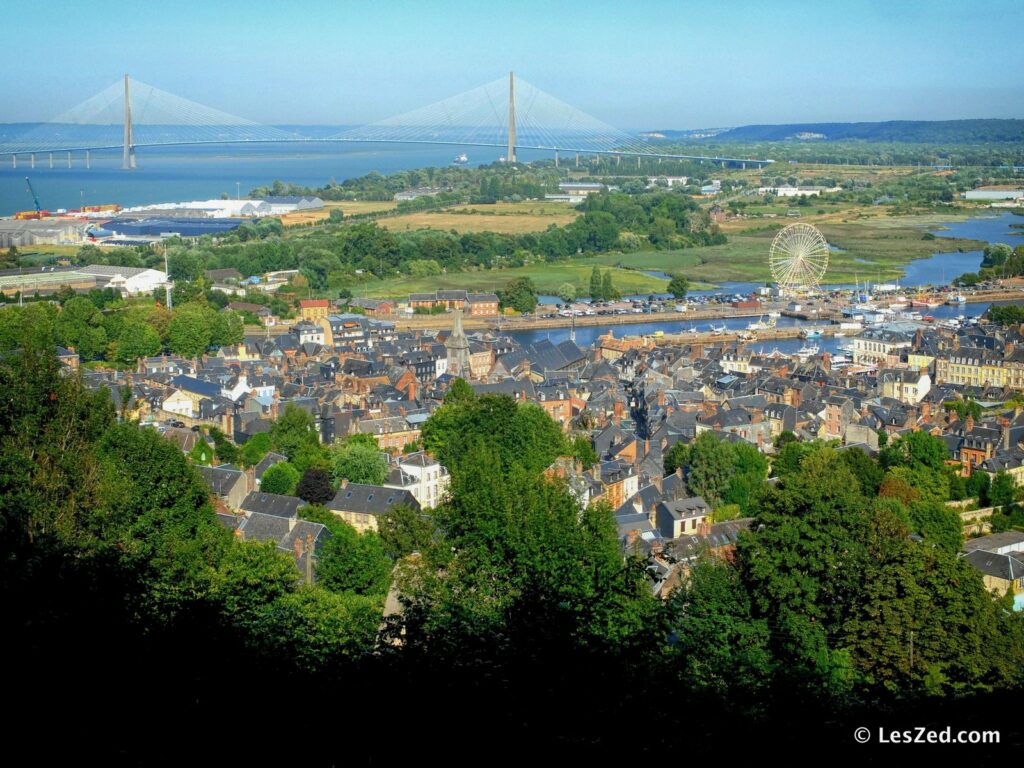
[446,308,471,379]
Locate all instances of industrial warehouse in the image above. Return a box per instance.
[0,264,169,297]
[0,190,324,248]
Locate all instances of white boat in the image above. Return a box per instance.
[453,153,469,165]
[709,323,727,333]
[834,332,846,337]
[767,310,781,319]
[746,315,777,331]
[946,292,967,305]
[796,343,819,358]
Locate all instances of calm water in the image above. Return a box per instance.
[0,141,551,215]
[507,300,993,351]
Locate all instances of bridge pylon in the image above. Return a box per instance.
[507,71,517,163]
[122,74,136,169]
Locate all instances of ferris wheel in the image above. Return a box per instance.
[769,223,830,293]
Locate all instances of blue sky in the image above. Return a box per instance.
[5,0,1023,129]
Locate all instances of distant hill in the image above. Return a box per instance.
[645,120,1024,144]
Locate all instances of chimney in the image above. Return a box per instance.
[948,408,958,424]
[591,464,601,481]
[652,474,663,492]
[644,439,650,456]
[406,380,417,401]
[574,460,583,475]
[966,414,975,432]
[614,400,624,419]
[647,503,657,527]
[293,535,304,559]
[657,390,665,407]
[921,400,931,419]
[625,529,639,549]
[245,466,256,493]
[1004,428,1011,451]
[822,351,831,371]
[341,478,348,489]
[676,465,683,479]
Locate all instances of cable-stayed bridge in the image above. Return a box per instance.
[0,73,773,169]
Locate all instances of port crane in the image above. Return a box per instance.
[24,177,42,213]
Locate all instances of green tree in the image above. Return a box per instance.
[838,447,885,496]
[189,439,214,466]
[212,310,245,347]
[667,274,690,299]
[667,559,774,700]
[212,539,301,634]
[686,432,737,506]
[600,270,619,301]
[908,500,963,552]
[589,265,603,300]
[663,441,689,475]
[773,430,798,449]
[378,503,436,559]
[444,377,475,404]
[261,462,300,496]
[422,394,568,479]
[208,426,239,465]
[880,430,948,473]
[331,442,388,486]
[255,586,381,668]
[966,471,991,505]
[240,432,272,467]
[557,282,577,303]
[570,434,598,470]
[55,296,108,360]
[168,303,213,358]
[270,404,320,460]
[301,506,392,597]
[990,471,1015,507]
[115,322,162,365]
[499,277,538,313]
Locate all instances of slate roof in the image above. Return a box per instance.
[170,375,221,398]
[963,549,1024,582]
[326,483,420,515]
[240,492,306,518]
[197,465,245,497]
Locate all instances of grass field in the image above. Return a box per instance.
[379,200,579,234]
[281,200,397,225]
[609,213,988,284]
[343,260,669,300]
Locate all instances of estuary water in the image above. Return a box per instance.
[0,141,550,216]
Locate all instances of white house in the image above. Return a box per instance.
[878,368,932,404]
[221,375,252,402]
[78,265,168,296]
[384,452,451,508]
[162,389,195,418]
